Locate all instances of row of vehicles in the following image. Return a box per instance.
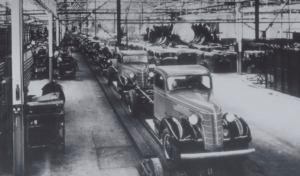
[30,38,78,80]
[70,33,255,169]
[75,35,116,73]
[73,34,238,73]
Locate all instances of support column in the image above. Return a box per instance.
[11,0,25,175]
[255,0,259,40]
[56,19,59,47]
[62,24,65,40]
[95,0,97,37]
[59,21,61,43]
[48,12,53,81]
[117,0,121,45]
[236,2,242,75]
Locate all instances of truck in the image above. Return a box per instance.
[122,64,255,168]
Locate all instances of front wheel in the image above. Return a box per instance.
[128,89,138,118]
[162,129,181,169]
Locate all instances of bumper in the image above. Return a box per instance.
[181,148,255,160]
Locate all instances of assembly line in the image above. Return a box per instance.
[1,0,300,176]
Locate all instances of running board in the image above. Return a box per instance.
[181,148,255,160]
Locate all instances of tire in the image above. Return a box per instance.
[162,128,181,169]
[147,158,164,176]
[107,68,113,85]
[128,89,138,118]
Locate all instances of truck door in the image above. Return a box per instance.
[154,73,166,120]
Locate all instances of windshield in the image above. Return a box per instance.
[167,75,211,92]
[123,55,148,64]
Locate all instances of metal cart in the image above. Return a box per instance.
[25,93,65,153]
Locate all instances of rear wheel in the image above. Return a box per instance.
[128,89,138,118]
[162,129,181,169]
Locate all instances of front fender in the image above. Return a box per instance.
[118,75,136,88]
[159,117,181,140]
[158,117,198,141]
[223,113,252,142]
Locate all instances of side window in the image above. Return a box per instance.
[154,73,164,90]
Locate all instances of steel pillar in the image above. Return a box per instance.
[56,19,59,47]
[236,2,242,75]
[114,13,115,32]
[117,0,121,45]
[95,0,97,37]
[12,0,25,175]
[62,24,65,40]
[48,12,53,81]
[255,0,259,39]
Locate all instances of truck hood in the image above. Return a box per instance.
[167,90,221,114]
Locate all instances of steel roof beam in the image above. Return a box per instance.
[57,0,182,3]
[58,11,176,14]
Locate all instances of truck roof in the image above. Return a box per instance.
[155,65,210,77]
[155,48,178,54]
[119,50,147,56]
[176,49,197,54]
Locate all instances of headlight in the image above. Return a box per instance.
[188,114,198,125]
[149,72,154,77]
[107,59,111,63]
[225,113,236,122]
[129,73,134,78]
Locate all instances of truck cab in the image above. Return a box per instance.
[107,50,155,115]
[145,65,254,168]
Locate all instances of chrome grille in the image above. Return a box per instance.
[136,71,147,88]
[202,113,223,151]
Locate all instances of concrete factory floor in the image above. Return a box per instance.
[25,51,141,176]
[212,73,300,176]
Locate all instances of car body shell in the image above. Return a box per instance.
[176,49,199,65]
[154,48,178,66]
[203,49,237,73]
